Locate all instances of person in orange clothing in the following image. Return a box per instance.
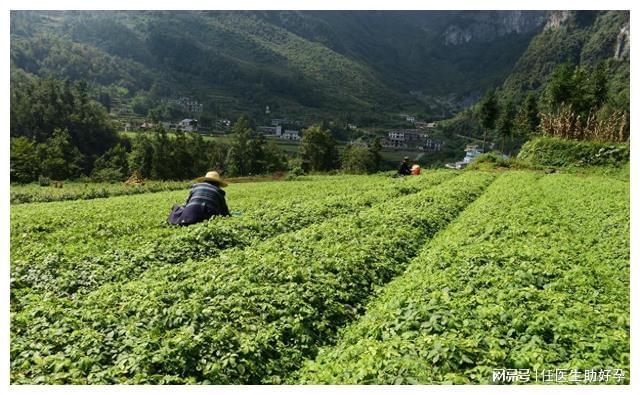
[411,164,421,176]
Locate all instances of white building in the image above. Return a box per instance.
[463,144,483,164]
[281,129,300,140]
[384,130,433,148]
[178,119,198,132]
[446,144,484,170]
[418,138,443,151]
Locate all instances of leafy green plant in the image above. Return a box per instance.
[10,172,492,383]
[10,180,191,204]
[296,172,629,384]
[11,172,454,309]
[517,136,629,167]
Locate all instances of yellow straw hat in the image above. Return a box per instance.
[196,171,228,187]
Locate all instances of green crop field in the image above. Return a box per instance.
[9,170,629,384]
[10,179,192,204]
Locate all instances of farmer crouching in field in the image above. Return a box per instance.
[397,156,412,176]
[167,171,230,226]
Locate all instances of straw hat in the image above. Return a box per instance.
[196,171,228,187]
[411,164,421,170]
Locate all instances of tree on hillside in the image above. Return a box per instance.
[587,62,609,108]
[341,144,376,174]
[246,133,268,175]
[37,128,84,180]
[544,61,610,120]
[538,61,628,141]
[150,128,174,180]
[478,89,499,152]
[91,144,130,182]
[261,140,288,174]
[10,137,40,183]
[206,140,231,175]
[497,100,516,154]
[166,131,190,180]
[226,116,254,176]
[10,76,118,174]
[369,137,382,171]
[515,93,540,138]
[128,133,155,178]
[544,62,576,111]
[299,124,338,172]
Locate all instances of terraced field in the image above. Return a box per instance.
[10,170,629,384]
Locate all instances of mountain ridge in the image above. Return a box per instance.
[10,10,628,125]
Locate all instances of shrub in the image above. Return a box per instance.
[38,176,51,187]
[517,137,629,167]
[90,167,125,183]
[285,166,305,180]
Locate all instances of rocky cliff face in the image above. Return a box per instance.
[615,22,630,60]
[443,11,549,45]
[543,10,572,31]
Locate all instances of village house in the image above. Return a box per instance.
[418,138,444,151]
[384,130,424,148]
[399,113,416,123]
[446,144,483,170]
[140,122,154,130]
[280,129,300,140]
[166,97,203,113]
[382,130,442,151]
[463,144,483,164]
[177,118,198,132]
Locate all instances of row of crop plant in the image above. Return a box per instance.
[11,172,495,383]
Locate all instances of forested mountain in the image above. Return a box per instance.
[9,10,631,183]
[435,10,629,161]
[10,10,550,124]
[502,10,629,106]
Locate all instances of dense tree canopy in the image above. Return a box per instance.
[299,125,338,172]
[10,76,118,171]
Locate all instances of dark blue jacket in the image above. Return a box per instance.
[168,182,230,226]
[398,161,411,176]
